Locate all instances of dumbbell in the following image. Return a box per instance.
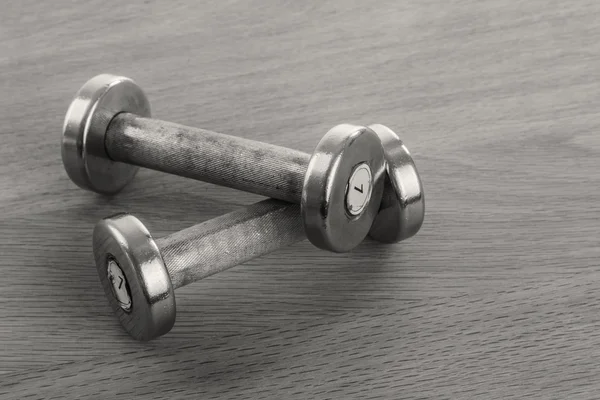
[62,74,424,251]
[96,186,424,340]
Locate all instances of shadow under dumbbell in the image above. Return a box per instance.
[87,170,266,227]
[105,239,419,392]
[171,237,409,337]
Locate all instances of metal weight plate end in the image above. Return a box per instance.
[62,74,151,194]
[368,124,425,243]
[302,124,386,253]
[93,214,175,341]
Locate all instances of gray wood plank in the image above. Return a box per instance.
[1,0,599,398]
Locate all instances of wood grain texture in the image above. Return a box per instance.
[1,0,600,398]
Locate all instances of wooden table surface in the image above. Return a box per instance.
[2,1,600,398]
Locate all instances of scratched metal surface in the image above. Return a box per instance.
[1,0,600,398]
[106,114,311,203]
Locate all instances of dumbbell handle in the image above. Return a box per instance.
[155,199,305,290]
[106,113,311,204]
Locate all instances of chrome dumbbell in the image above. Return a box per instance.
[62,75,424,251]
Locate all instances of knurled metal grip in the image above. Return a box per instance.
[94,200,304,340]
[106,114,310,204]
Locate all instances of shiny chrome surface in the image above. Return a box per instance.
[302,124,385,253]
[93,214,175,341]
[61,74,151,194]
[368,124,425,243]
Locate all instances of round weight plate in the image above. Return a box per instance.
[368,124,425,243]
[62,74,151,194]
[93,214,175,341]
[302,124,385,253]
